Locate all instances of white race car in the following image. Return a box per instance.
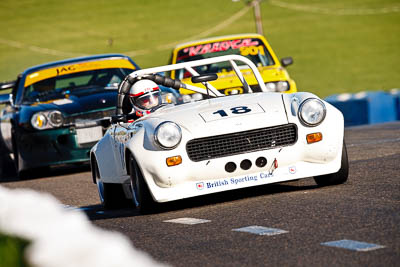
[90,55,348,213]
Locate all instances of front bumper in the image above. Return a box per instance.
[16,126,101,171]
[139,140,343,203]
[128,120,344,203]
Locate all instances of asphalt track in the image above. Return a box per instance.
[2,122,400,267]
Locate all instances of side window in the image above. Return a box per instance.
[109,75,122,84]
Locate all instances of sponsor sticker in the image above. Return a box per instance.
[196,182,204,190]
[181,38,259,57]
[24,58,135,87]
[53,99,73,105]
[289,166,296,174]
[196,171,275,190]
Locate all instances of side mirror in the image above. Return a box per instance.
[0,94,11,105]
[191,73,218,84]
[280,57,293,67]
[0,80,16,91]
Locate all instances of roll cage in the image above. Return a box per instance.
[116,55,269,116]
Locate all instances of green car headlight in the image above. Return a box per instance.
[48,110,63,127]
[155,121,182,149]
[31,112,48,130]
[31,110,64,130]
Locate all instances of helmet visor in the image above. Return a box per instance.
[133,91,161,110]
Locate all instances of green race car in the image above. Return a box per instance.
[0,54,139,178]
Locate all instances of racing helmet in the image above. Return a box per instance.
[129,79,162,116]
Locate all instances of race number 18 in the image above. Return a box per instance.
[213,106,252,117]
[199,103,264,122]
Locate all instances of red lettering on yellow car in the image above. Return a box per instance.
[231,39,241,49]
[200,43,212,54]
[182,39,261,57]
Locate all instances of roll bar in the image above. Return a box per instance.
[116,55,268,115]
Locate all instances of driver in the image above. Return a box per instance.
[129,79,162,118]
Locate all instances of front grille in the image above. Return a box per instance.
[250,84,262,92]
[186,124,297,162]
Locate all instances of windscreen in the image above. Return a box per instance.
[22,58,135,102]
[175,38,275,79]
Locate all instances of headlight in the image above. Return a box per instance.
[155,121,182,149]
[265,81,290,92]
[182,94,192,103]
[31,113,48,130]
[48,110,63,127]
[31,110,64,130]
[182,93,203,103]
[162,93,177,104]
[298,98,326,126]
[192,93,203,101]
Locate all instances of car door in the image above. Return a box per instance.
[111,123,130,178]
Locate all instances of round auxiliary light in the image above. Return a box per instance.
[256,157,267,168]
[276,81,289,92]
[225,162,237,173]
[192,93,203,101]
[240,159,252,170]
[265,82,276,91]
[182,94,192,103]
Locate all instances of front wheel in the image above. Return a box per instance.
[11,134,29,179]
[0,142,9,180]
[94,161,127,209]
[129,154,156,214]
[314,141,349,186]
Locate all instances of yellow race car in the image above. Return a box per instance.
[169,33,297,101]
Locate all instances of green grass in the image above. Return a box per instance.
[0,0,399,97]
[0,232,31,267]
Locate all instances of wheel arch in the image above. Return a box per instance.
[125,148,133,176]
[125,148,155,199]
[125,148,147,182]
[10,121,20,172]
[90,152,98,184]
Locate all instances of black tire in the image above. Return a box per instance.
[11,134,26,179]
[18,169,31,180]
[0,152,16,180]
[15,145,45,180]
[94,161,127,209]
[314,141,349,186]
[129,154,156,214]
